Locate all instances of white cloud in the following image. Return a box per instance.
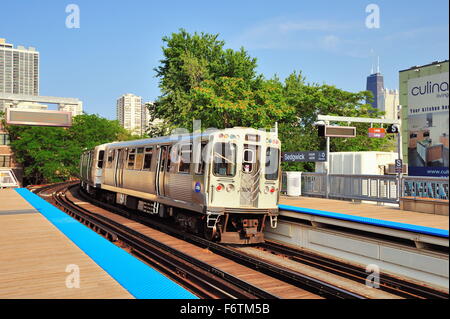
[230,17,355,50]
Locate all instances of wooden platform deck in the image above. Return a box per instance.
[280,196,449,231]
[0,189,133,299]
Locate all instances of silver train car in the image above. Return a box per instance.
[80,127,280,244]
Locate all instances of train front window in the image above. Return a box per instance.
[242,145,257,173]
[213,142,236,177]
[265,147,279,180]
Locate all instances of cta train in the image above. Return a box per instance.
[79,127,280,244]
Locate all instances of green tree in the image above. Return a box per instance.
[152,29,293,130]
[151,30,395,173]
[5,114,136,185]
[279,72,396,171]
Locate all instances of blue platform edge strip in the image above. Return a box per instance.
[15,188,197,299]
[279,204,449,238]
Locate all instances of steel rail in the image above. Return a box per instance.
[74,186,365,299]
[260,240,449,299]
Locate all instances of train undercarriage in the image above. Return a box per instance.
[81,183,277,245]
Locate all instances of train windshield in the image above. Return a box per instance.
[213,142,236,177]
[265,147,279,180]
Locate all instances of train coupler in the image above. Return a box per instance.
[242,219,259,237]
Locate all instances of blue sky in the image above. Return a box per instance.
[1,0,448,119]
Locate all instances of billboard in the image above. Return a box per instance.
[407,72,449,177]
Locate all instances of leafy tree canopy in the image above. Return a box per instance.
[151,30,395,172]
[5,113,137,185]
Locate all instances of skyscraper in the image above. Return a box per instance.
[366,72,384,110]
[117,93,145,135]
[0,38,39,96]
[365,60,399,120]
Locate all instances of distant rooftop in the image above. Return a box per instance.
[0,38,38,51]
[399,59,449,72]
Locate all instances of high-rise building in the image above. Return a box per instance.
[379,89,400,120]
[366,72,384,110]
[0,38,39,96]
[59,101,83,116]
[365,61,399,120]
[117,94,146,135]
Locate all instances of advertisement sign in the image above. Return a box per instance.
[407,72,449,177]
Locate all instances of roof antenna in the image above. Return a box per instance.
[377,56,380,73]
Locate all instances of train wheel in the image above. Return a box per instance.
[203,223,221,242]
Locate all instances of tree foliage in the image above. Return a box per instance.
[152,30,395,171]
[151,29,294,130]
[5,114,135,185]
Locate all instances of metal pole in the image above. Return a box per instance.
[397,130,403,201]
[326,135,330,199]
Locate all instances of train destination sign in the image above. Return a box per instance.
[282,151,327,162]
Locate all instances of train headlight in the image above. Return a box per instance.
[264,186,270,194]
[226,184,235,192]
[270,186,276,193]
[216,184,224,192]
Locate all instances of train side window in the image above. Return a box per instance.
[195,143,207,175]
[166,146,172,172]
[106,151,114,168]
[178,144,192,173]
[97,150,105,169]
[134,152,144,170]
[160,147,167,172]
[143,147,153,170]
[127,152,135,169]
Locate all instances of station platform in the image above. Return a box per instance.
[0,188,196,299]
[279,196,449,238]
[271,196,449,289]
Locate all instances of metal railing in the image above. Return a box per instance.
[281,172,449,203]
[328,174,398,203]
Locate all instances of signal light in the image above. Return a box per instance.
[270,187,276,193]
[216,184,224,191]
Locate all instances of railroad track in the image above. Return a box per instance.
[253,241,449,299]
[35,181,448,299]
[35,182,273,299]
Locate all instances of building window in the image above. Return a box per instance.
[0,134,10,145]
[0,155,11,167]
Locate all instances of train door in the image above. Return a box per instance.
[155,145,168,197]
[114,148,126,188]
[240,144,261,207]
